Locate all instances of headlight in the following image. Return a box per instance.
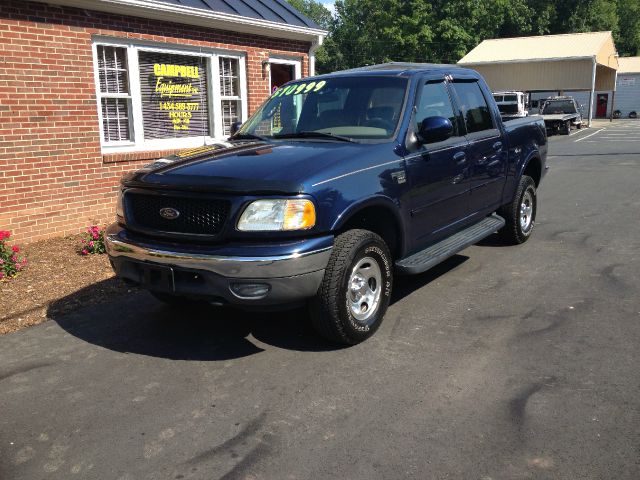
[237,199,316,231]
[116,189,125,219]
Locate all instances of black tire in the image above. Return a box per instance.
[577,122,582,129]
[150,290,190,307]
[497,175,537,245]
[563,121,571,135]
[309,229,393,345]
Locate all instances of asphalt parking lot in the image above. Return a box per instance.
[1,121,639,480]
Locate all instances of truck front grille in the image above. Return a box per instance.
[125,192,230,236]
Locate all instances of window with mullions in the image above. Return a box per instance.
[219,57,241,135]
[96,46,132,142]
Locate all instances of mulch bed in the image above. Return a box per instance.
[0,235,136,335]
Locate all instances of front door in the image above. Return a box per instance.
[270,63,295,94]
[407,78,470,246]
[450,79,507,212]
[596,94,608,118]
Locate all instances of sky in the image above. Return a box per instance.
[319,0,336,15]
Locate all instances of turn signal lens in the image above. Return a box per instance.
[283,199,316,230]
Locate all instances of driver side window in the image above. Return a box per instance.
[416,81,459,137]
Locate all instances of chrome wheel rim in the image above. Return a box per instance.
[520,190,534,232]
[347,256,382,324]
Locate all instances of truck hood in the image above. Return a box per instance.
[122,140,370,194]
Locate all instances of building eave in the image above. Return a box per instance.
[41,0,327,42]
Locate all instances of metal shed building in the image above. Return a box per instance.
[615,57,640,118]
[458,31,619,126]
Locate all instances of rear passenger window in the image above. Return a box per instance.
[452,81,494,133]
[415,81,459,137]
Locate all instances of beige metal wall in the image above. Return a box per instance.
[466,60,594,91]
[595,64,617,90]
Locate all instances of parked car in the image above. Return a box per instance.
[540,96,583,134]
[106,62,548,345]
[493,91,528,119]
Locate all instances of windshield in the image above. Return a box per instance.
[237,76,408,141]
[543,101,577,115]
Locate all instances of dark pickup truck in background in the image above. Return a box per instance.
[106,63,548,345]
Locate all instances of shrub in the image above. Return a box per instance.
[0,230,27,280]
[79,226,106,255]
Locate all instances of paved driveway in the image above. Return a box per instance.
[2,121,640,480]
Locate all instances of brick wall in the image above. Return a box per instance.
[0,0,310,243]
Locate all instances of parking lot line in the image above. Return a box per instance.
[574,128,605,142]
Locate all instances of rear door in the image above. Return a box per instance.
[450,79,507,212]
[406,76,470,245]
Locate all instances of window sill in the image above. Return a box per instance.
[103,149,182,164]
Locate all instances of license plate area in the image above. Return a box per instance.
[135,263,175,293]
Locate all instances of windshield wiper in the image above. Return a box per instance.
[230,132,269,142]
[273,131,356,143]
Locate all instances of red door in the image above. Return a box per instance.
[596,94,608,118]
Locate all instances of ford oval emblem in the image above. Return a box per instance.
[159,207,180,220]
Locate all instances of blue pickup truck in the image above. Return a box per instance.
[106,63,547,345]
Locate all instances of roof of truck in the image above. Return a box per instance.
[309,62,477,79]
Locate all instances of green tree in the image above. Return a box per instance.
[616,0,640,55]
[286,0,334,30]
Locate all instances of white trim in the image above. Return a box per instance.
[46,0,327,41]
[268,57,302,94]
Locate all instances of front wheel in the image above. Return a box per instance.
[498,175,537,244]
[309,229,393,345]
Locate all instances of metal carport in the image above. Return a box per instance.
[458,31,619,126]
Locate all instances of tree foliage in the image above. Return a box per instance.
[287,0,640,74]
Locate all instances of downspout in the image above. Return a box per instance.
[588,56,596,127]
[308,34,324,77]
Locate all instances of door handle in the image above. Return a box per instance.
[492,141,503,152]
[453,151,467,164]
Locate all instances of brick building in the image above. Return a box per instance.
[0,0,325,243]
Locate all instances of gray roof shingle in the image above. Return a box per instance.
[154,0,320,29]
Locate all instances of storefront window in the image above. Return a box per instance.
[93,41,246,150]
[138,51,210,140]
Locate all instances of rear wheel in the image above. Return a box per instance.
[309,229,393,345]
[498,175,537,244]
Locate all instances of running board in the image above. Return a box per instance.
[395,214,505,275]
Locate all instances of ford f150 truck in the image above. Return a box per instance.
[106,63,547,345]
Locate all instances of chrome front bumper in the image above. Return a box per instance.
[105,224,333,306]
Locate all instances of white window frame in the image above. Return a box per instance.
[268,56,302,93]
[91,37,248,153]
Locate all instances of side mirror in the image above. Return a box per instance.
[417,116,454,144]
[230,121,243,136]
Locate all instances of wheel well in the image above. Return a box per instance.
[523,156,542,187]
[337,206,402,259]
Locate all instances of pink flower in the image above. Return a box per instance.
[0,231,10,241]
[0,259,4,265]
[81,249,88,255]
[12,245,20,253]
[10,254,17,263]
[0,272,4,279]
[88,241,94,248]
[15,264,22,271]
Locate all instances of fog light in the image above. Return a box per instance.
[230,283,271,299]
